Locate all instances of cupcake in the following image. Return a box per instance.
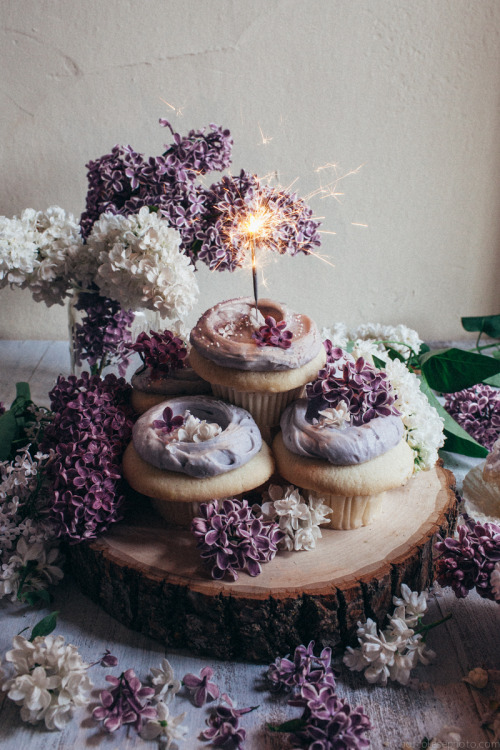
[128,329,210,414]
[122,395,275,527]
[273,349,415,529]
[189,297,326,432]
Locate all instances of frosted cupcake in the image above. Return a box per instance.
[189,297,326,431]
[122,395,275,527]
[128,329,210,414]
[273,349,414,529]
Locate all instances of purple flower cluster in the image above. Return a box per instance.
[80,121,233,259]
[183,666,220,707]
[194,170,322,272]
[127,329,188,376]
[435,514,500,600]
[268,642,371,749]
[72,291,134,377]
[252,315,293,350]
[93,669,156,733]
[153,406,185,435]
[191,499,284,581]
[201,695,255,748]
[323,339,345,365]
[444,385,500,451]
[306,355,400,426]
[42,372,134,542]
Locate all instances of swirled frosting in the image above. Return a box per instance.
[280,399,404,465]
[189,297,322,371]
[131,364,210,396]
[132,395,262,478]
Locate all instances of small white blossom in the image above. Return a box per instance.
[141,701,188,746]
[316,402,351,429]
[491,562,500,602]
[261,485,331,551]
[174,413,222,443]
[393,583,428,627]
[150,657,181,703]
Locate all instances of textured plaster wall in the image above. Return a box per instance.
[1,0,499,342]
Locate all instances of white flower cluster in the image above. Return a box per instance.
[2,634,93,729]
[0,206,82,306]
[384,358,444,470]
[87,207,199,320]
[343,583,436,686]
[321,321,423,359]
[176,412,222,443]
[142,658,187,744]
[260,484,332,551]
[491,562,500,602]
[0,448,63,602]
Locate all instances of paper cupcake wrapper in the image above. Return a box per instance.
[210,384,305,430]
[151,497,233,528]
[307,490,386,530]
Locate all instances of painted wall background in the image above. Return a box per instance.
[1,0,499,342]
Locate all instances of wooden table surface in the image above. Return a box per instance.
[0,341,499,749]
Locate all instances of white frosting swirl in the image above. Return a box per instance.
[280,399,404,465]
[189,297,322,371]
[132,396,262,478]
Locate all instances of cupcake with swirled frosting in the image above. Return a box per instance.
[273,349,414,529]
[122,395,275,526]
[189,297,326,432]
[128,329,210,414]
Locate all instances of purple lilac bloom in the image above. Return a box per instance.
[152,406,185,435]
[252,316,293,350]
[183,666,220,707]
[72,290,134,377]
[93,668,156,733]
[288,680,372,749]
[42,372,134,542]
[444,385,500,451]
[435,513,500,600]
[191,499,284,581]
[323,340,345,365]
[306,354,400,426]
[267,641,334,692]
[201,694,256,748]
[127,329,188,377]
[194,170,322,272]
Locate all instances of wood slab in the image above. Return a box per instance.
[67,463,458,662]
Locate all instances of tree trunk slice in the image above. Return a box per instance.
[67,463,458,663]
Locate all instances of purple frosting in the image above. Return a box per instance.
[132,395,262,478]
[280,399,404,465]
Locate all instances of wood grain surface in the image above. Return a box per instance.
[0,341,498,748]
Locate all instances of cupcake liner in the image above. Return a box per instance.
[308,490,386,530]
[151,497,233,528]
[210,384,305,429]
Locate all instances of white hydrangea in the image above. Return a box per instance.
[2,634,93,730]
[384,358,445,470]
[0,206,83,306]
[88,207,199,320]
[320,322,348,348]
[349,322,423,359]
[260,484,332,552]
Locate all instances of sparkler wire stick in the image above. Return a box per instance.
[250,235,259,318]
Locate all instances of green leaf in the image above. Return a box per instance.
[386,345,406,363]
[29,611,59,641]
[420,348,500,392]
[267,718,305,733]
[419,377,488,458]
[462,314,500,339]
[0,409,19,461]
[372,355,387,370]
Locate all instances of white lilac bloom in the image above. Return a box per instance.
[149,658,181,703]
[349,322,423,359]
[2,634,93,730]
[316,402,351,429]
[140,702,188,746]
[261,484,331,552]
[393,582,428,627]
[88,207,199,320]
[175,413,222,443]
[384,357,444,471]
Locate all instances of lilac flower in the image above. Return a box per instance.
[72,290,134,377]
[444,385,500,451]
[128,329,188,376]
[191,499,284,581]
[93,668,156,733]
[100,650,119,668]
[42,373,134,542]
[153,406,185,435]
[435,513,500,600]
[201,694,256,748]
[267,641,334,692]
[288,680,372,749]
[183,666,220,707]
[252,316,293,350]
[323,339,346,365]
[306,354,400,426]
